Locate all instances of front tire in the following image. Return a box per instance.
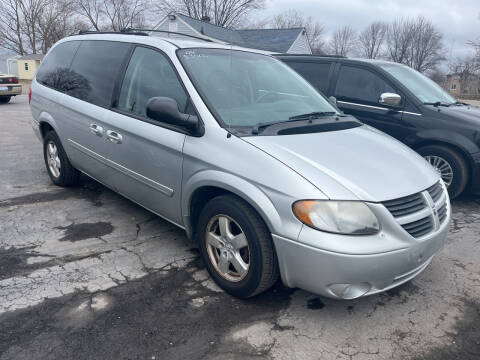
[43,131,80,186]
[418,144,469,199]
[196,195,279,298]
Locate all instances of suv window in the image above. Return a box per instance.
[117,46,188,117]
[67,40,131,107]
[335,65,395,104]
[286,62,331,93]
[36,41,80,91]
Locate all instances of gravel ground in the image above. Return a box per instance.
[0,95,479,360]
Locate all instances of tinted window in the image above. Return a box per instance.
[286,62,331,92]
[36,41,80,91]
[117,46,188,117]
[335,65,395,104]
[67,40,131,107]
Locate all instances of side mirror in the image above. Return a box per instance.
[146,97,199,130]
[329,96,337,106]
[379,93,402,107]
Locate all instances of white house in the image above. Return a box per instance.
[152,13,312,54]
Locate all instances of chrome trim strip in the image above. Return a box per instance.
[337,101,422,116]
[68,139,174,197]
[338,100,389,111]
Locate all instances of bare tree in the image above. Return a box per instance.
[270,9,324,54]
[75,0,148,31]
[358,21,387,59]
[156,0,265,28]
[386,16,444,73]
[328,25,356,56]
[0,0,27,54]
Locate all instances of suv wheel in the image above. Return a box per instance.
[43,131,80,186]
[0,96,11,104]
[418,145,468,199]
[196,195,279,298]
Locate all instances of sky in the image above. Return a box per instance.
[257,0,480,60]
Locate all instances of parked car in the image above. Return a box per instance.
[30,32,450,299]
[0,74,22,103]
[277,55,480,198]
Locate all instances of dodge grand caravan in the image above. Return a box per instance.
[30,32,450,299]
[277,54,480,199]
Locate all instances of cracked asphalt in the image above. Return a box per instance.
[1,95,479,360]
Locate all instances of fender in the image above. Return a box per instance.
[405,129,480,157]
[182,169,287,239]
[37,111,59,136]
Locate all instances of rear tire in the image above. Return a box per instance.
[0,96,11,104]
[43,131,80,186]
[417,144,469,199]
[196,195,279,298]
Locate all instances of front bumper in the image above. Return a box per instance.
[0,84,22,96]
[273,201,450,299]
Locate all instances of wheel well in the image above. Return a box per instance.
[413,140,473,183]
[188,186,271,241]
[39,122,54,138]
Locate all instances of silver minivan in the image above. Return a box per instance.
[30,32,450,299]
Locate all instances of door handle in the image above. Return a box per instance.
[106,130,123,144]
[89,124,104,136]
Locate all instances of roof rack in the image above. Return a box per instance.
[123,28,213,42]
[76,29,213,43]
[275,53,347,58]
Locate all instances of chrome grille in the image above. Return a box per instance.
[427,182,443,202]
[401,216,434,238]
[438,202,448,223]
[382,193,426,217]
[383,181,448,239]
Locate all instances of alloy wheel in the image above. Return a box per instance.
[424,155,453,187]
[205,215,250,282]
[47,141,61,178]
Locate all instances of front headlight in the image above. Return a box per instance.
[292,200,380,235]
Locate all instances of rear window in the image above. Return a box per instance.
[67,40,131,107]
[36,41,80,91]
[286,62,331,93]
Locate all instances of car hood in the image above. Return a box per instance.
[244,125,439,202]
[437,104,480,125]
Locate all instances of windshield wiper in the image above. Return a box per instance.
[423,101,452,107]
[251,112,337,135]
[288,111,337,121]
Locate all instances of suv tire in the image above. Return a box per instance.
[196,195,279,298]
[43,131,80,186]
[418,144,468,199]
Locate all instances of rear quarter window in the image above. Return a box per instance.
[66,40,131,108]
[36,41,80,91]
[285,61,331,93]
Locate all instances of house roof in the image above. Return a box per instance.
[18,54,44,60]
[176,13,245,45]
[171,13,304,53]
[237,28,304,53]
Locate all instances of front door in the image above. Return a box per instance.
[103,46,193,225]
[333,64,408,141]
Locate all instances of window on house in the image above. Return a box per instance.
[24,62,28,71]
[450,84,456,90]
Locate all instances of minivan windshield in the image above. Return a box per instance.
[379,63,456,105]
[178,48,338,130]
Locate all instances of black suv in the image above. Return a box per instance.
[277,55,480,198]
